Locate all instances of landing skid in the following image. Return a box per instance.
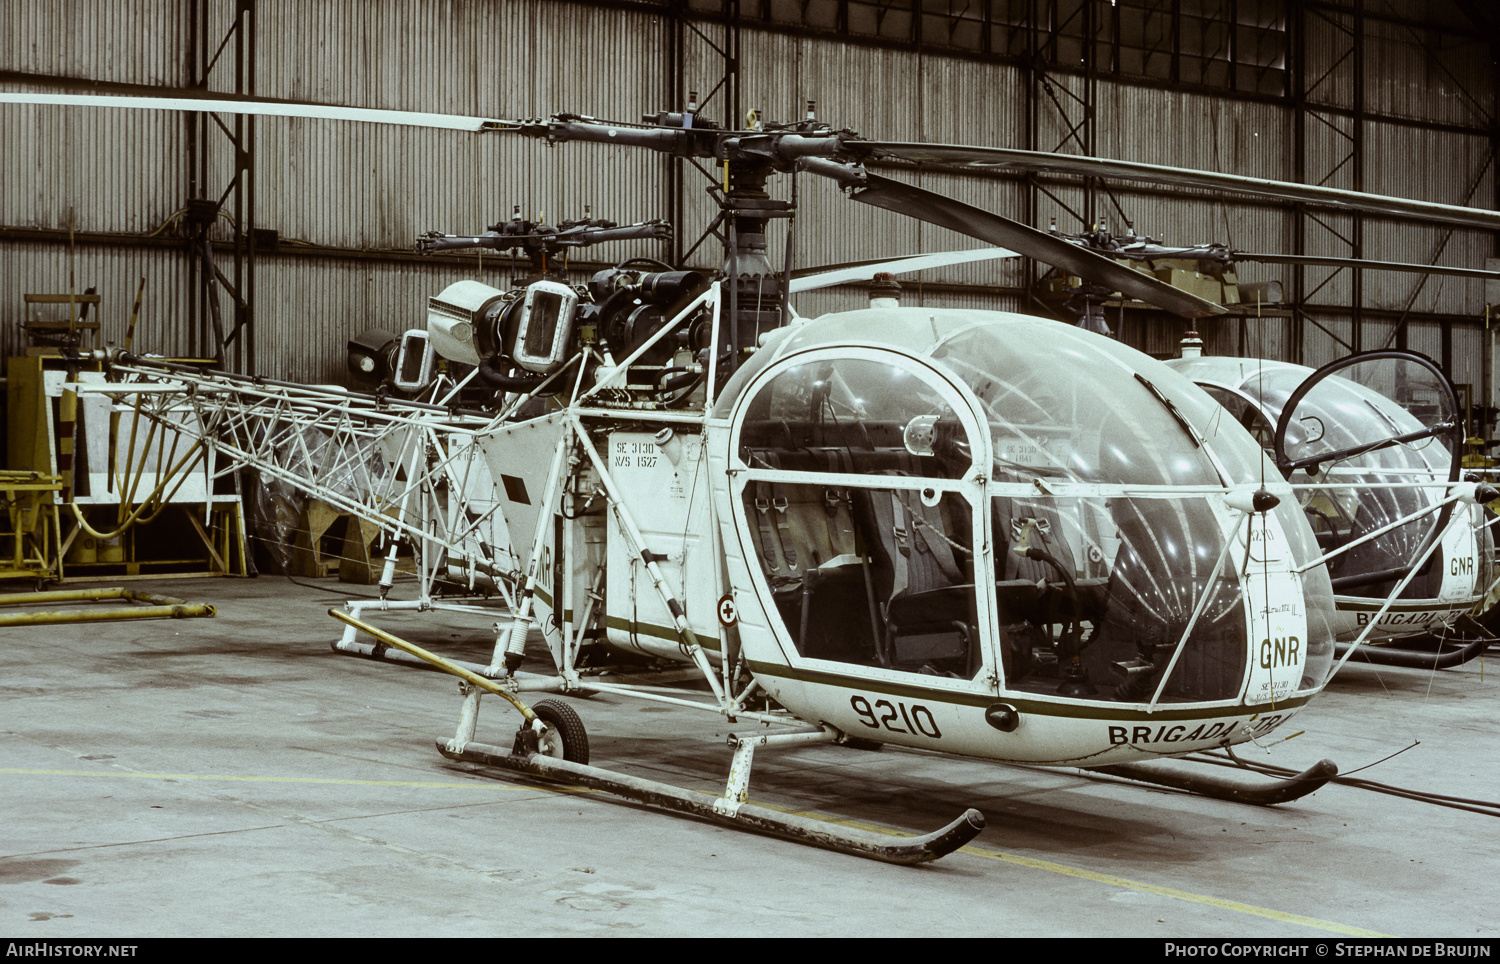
[1088,757,1338,805]
[440,738,985,864]
[1334,636,1489,669]
[331,607,985,863]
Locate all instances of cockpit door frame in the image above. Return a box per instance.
[724,344,1000,698]
[1272,350,1462,593]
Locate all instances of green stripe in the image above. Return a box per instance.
[747,660,1312,720]
[1337,597,1470,613]
[522,585,574,622]
[532,587,723,651]
[605,615,722,653]
[605,614,679,642]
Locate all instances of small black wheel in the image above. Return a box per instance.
[531,698,589,764]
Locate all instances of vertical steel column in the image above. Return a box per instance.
[232,0,246,374]
[1082,0,1096,233]
[670,0,740,279]
[667,0,684,267]
[1023,0,1038,312]
[1170,0,1180,87]
[182,0,256,374]
[1488,22,1500,440]
[244,0,257,375]
[187,0,207,362]
[1290,0,1307,364]
[1292,4,1363,361]
[223,0,257,374]
[727,0,740,128]
[1352,0,1365,355]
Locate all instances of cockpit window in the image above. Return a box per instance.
[1200,385,1275,448]
[738,357,971,480]
[924,329,1260,702]
[929,330,1222,487]
[735,354,983,681]
[1278,358,1459,600]
[728,324,1335,705]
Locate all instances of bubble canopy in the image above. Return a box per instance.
[717,309,1334,705]
[1167,353,1467,605]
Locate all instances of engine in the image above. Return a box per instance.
[402,266,712,406]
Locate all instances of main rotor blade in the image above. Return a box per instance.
[846,173,1226,318]
[853,142,1500,232]
[789,247,1019,293]
[1233,252,1500,281]
[0,92,515,132]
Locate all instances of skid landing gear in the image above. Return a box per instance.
[334,607,985,863]
[1087,757,1338,805]
[440,735,985,864]
[1334,636,1489,669]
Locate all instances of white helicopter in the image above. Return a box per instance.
[1022,227,1500,669]
[12,90,1499,862]
[1166,350,1497,667]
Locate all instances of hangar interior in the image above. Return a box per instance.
[4,0,1497,383]
[0,0,1498,939]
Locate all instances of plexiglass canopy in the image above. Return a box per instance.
[1168,353,1468,602]
[722,310,1335,703]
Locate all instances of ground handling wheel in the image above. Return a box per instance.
[527,698,589,764]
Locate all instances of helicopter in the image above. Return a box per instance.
[10,89,1500,863]
[1015,224,1500,667]
[1165,351,1497,665]
[1008,223,1500,668]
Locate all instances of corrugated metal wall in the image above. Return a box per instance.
[250,0,672,250]
[1298,313,1355,370]
[1,0,189,86]
[0,103,185,232]
[1363,17,1495,127]
[0,0,1494,387]
[0,242,192,361]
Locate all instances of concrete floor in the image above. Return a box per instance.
[1,575,1496,938]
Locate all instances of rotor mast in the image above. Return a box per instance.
[529,110,828,377]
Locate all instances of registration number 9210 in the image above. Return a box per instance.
[850,695,942,739]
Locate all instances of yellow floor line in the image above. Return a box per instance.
[955,845,1389,936]
[753,801,1390,937]
[4,767,1388,936]
[0,767,598,793]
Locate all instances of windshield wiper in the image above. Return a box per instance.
[1134,373,1203,448]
